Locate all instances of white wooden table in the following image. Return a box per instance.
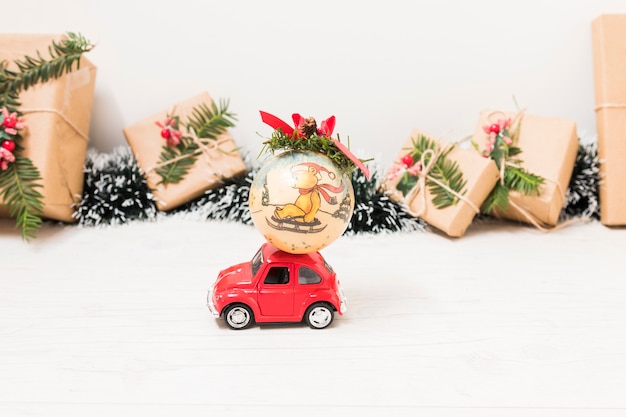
[1,217,625,416]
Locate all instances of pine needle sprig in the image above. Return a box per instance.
[0,156,44,240]
[154,99,236,185]
[155,138,199,185]
[428,149,467,208]
[392,134,467,210]
[188,99,237,139]
[1,32,94,96]
[480,182,509,214]
[502,163,544,196]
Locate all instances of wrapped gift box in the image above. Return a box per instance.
[384,129,499,237]
[592,14,626,226]
[472,110,578,227]
[0,34,97,223]
[123,92,246,211]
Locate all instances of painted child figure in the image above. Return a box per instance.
[274,162,344,224]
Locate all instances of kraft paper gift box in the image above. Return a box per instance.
[592,14,626,226]
[471,110,578,227]
[0,34,97,223]
[123,92,246,211]
[384,129,499,237]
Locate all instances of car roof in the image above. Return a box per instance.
[261,242,326,267]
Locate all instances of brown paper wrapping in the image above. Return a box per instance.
[0,34,97,222]
[123,92,247,211]
[592,15,626,226]
[472,110,578,227]
[384,129,499,237]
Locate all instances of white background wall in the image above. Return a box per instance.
[5,0,626,171]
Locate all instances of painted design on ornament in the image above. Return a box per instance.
[265,161,346,234]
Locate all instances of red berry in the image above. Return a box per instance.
[400,154,414,167]
[3,116,16,129]
[1,140,15,151]
[160,128,171,139]
[488,123,500,134]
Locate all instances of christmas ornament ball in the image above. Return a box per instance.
[249,151,355,254]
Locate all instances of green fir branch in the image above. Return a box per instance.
[396,171,418,197]
[403,134,467,210]
[481,182,510,214]
[187,99,236,139]
[507,146,523,157]
[0,83,20,113]
[155,99,236,185]
[155,138,199,185]
[503,164,544,196]
[428,153,467,208]
[1,32,93,96]
[0,156,44,240]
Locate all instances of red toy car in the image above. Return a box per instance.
[207,242,347,330]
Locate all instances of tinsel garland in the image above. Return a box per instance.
[170,169,254,225]
[74,147,158,226]
[561,141,600,220]
[73,139,599,233]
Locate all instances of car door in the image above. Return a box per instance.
[257,264,295,317]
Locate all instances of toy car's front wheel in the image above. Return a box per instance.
[304,303,334,329]
[224,304,254,330]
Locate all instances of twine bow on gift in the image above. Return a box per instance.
[149,128,233,170]
[402,143,480,218]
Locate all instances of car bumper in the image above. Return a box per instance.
[206,288,220,318]
[338,284,348,315]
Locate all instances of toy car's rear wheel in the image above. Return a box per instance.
[304,303,334,329]
[224,304,254,330]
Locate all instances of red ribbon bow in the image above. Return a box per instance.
[260,110,370,179]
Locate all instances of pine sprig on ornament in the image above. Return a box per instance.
[258,111,372,178]
[154,99,237,185]
[73,146,157,226]
[0,32,94,240]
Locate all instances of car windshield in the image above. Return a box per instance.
[251,247,264,276]
[323,259,333,274]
